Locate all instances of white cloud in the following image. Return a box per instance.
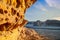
[52,17,60,20]
[33,1,47,11]
[45,0,60,9]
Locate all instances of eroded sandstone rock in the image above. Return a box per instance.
[18,27,49,40]
[0,0,36,31]
[0,0,49,40]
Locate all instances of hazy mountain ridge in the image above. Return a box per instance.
[26,20,60,27]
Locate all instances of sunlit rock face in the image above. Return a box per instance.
[0,0,36,31]
[18,27,49,40]
[0,0,49,40]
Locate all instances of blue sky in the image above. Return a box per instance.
[25,0,60,21]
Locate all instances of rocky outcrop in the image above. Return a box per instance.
[18,27,49,40]
[0,0,36,31]
[0,0,49,40]
[0,27,49,40]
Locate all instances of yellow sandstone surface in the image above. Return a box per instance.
[0,28,19,40]
[0,0,49,40]
[0,27,49,40]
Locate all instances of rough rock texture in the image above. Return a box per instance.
[0,27,49,40]
[0,0,36,31]
[0,0,49,40]
[18,27,49,40]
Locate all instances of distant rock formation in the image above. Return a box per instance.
[33,20,43,26]
[45,20,60,26]
[26,20,43,27]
